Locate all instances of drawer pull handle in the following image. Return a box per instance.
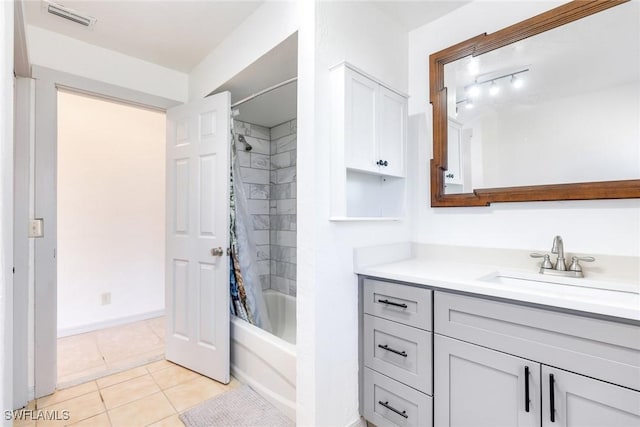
[378,400,408,419]
[378,344,407,357]
[377,299,408,309]
[549,373,556,422]
[524,366,530,412]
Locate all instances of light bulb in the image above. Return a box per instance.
[489,81,500,96]
[467,83,481,98]
[511,74,524,89]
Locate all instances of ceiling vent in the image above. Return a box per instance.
[43,1,97,28]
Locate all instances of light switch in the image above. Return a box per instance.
[28,219,44,238]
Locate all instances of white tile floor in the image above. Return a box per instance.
[14,359,241,427]
[57,317,165,387]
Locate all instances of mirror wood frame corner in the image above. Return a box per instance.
[429,0,640,207]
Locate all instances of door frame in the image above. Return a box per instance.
[27,65,179,398]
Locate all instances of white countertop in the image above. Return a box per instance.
[355,244,640,322]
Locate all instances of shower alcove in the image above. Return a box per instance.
[211,32,298,419]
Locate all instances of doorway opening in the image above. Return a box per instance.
[56,90,166,386]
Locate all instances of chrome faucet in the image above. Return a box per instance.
[530,235,595,278]
[551,235,566,271]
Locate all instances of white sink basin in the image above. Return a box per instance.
[478,270,640,307]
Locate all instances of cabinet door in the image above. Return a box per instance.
[377,86,406,177]
[445,119,463,185]
[344,69,378,173]
[434,335,540,427]
[542,366,640,427]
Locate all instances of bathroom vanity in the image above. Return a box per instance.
[356,244,640,427]
[355,0,640,424]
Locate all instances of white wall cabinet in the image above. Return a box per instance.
[342,65,406,177]
[331,63,407,220]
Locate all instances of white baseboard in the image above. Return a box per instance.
[347,416,367,427]
[57,309,165,338]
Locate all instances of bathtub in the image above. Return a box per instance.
[230,290,296,420]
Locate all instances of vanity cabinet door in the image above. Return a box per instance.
[434,334,540,427]
[542,366,640,427]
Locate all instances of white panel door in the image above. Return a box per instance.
[434,334,540,427]
[165,92,230,383]
[542,366,640,427]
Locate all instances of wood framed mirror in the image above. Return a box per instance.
[430,0,640,207]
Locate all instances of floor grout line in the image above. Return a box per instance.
[58,317,166,388]
[39,317,245,426]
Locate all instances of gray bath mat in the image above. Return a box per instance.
[179,385,294,427]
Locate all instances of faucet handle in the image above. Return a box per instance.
[569,256,595,272]
[530,253,554,269]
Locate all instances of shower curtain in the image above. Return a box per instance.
[229,122,272,333]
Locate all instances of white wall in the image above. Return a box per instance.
[57,91,166,334]
[27,26,188,103]
[189,1,299,101]
[1,0,14,421]
[408,1,640,257]
[297,2,411,425]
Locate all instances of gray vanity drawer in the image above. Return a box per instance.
[364,367,432,427]
[363,279,432,330]
[434,291,640,391]
[364,314,432,395]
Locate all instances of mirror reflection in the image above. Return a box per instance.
[442,1,639,195]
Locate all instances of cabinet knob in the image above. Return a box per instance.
[376,160,389,167]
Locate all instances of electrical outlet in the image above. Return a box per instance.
[101,292,111,305]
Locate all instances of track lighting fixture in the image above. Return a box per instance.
[458,68,529,109]
[489,80,500,96]
[511,74,524,89]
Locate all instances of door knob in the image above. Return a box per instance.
[211,247,224,257]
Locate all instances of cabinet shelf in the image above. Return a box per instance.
[329,216,402,222]
[346,166,406,179]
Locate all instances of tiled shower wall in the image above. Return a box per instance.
[269,120,297,297]
[235,119,297,297]
[235,121,272,291]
